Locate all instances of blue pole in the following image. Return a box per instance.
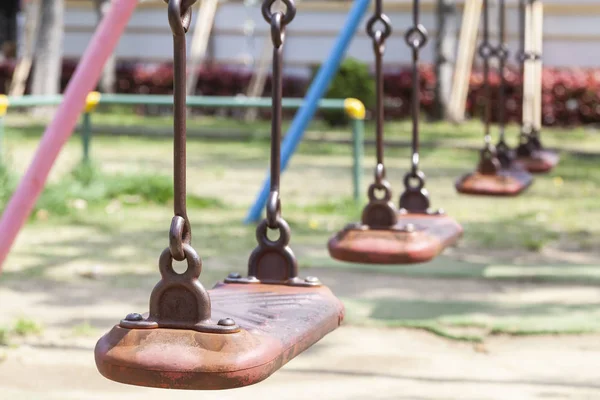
[244,0,370,223]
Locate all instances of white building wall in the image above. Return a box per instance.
[44,1,600,77]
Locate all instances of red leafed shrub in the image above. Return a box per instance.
[2,59,600,126]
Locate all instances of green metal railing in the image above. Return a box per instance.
[0,93,365,202]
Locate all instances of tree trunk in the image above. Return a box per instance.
[433,0,457,120]
[94,0,116,93]
[31,0,63,104]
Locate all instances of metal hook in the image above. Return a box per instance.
[166,0,196,36]
[270,12,285,48]
[261,0,296,25]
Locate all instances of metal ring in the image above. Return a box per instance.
[366,14,392,41]
[159,243,202,281]
[478,43,494,59]
[270,11,284,48]
[403,170,426,191]
[495,44,509,60]
[262,0,296,25]
[167,0,194,36]
[256,217,291,248]
[367,181,392,202]
[266,191,281,228]
[404,24,428,50]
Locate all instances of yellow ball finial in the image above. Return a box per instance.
[344,98,366,120]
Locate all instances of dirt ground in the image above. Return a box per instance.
[1,269,599,400]
[2,125,600,399]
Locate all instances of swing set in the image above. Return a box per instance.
[0,0,560,392]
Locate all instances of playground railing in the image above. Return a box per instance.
[0,93,366,203]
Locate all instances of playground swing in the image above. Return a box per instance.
[95,0,344,390]
[515,0,559,173]
[455,0,533,196]
[328,0,462,265]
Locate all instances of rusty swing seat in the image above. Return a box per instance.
[329,212,463,265]
[455,147,533,196]
[96,221,345,390]
[96,0,343,390]
[329,6,462,265]
[516,134,559,174]
[329,172,463,265]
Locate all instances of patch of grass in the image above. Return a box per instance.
[25,164,226,218]
[13,318,43,336]
[0,327,9,346]
[288,197,361,216]
[341,297,600,341]
[71,321,97,337]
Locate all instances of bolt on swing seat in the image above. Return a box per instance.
[328,6,462,265]
[95,0,343,390]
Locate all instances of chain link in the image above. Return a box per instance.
[404,0,427,179]
[164,0,197,36]
[479,0,493,148]
[366,0,391,180]
[166,0,195,261]
[497,0,508,144]
[262,0,295,229]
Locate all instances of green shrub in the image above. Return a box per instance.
[314,58,375,127]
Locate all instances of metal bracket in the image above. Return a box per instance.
[225,218,321,287]
[119,245,240,334]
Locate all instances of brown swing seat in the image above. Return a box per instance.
[455,148,533,196]
[95,224,344,391]
[328,212,463,265]
[96,282,343,390]
[517,149,560,174]
[328,175,463,265]
[516,134,560,174]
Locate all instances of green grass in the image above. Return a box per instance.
[0,327,9,346]
[3,115,600,341]
[12,318,43,336]
[71,321,97,337]
[342,297,600,342]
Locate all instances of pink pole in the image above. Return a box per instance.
[0,0,139,270]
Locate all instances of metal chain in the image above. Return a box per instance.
[263,0,296,229]
[478,0,493,148]
[404,0,428,181]
[165,0,197,261]
[517,0,530,138]
[496,0,508,144]
[366,0,391,185]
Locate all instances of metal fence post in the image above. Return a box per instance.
[0,95,8,163]
[344,98,366,204]
[82,92,101,162]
